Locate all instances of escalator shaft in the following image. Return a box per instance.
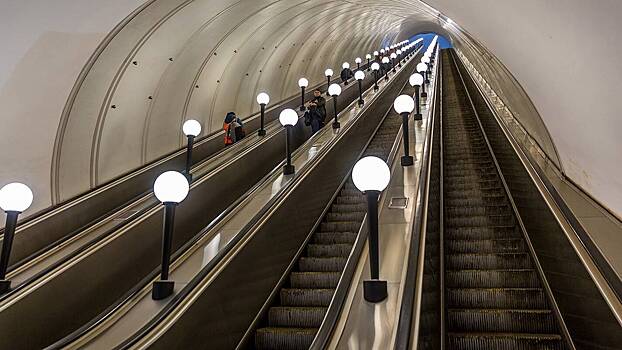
[253,110,403,350]
[441,50,566,349]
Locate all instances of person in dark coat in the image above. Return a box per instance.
[340,67,353,85]
[309,89,327,122]
[304,103,324,134]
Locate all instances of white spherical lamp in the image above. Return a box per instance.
[256,92,270,105]
[298,78,309,88]
[366,54,372,59]
[393,95,415,114]
[390,53,397,59]
[371,62,380,71]
[325,68,333,77]
[417,62,428,73]
[0,183,33,213]
[422,56,430,64]
[342,62,350,69]
[382,57,390,64]
[153,171,189,204]
[409,73,424,87]
[355,57,362,64]
[354,70,365,81]
[182,119,202,137]
[279,108,298,126]
[396,49,402,55]
[328,83,342,96]
[373,51,379,56]
[352,156,390,193]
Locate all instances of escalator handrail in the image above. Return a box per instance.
[309,51,423,350]
[393,46,442,350]
[109,50,413,350]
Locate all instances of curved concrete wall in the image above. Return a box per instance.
[1,0,621,218]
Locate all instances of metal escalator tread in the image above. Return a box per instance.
[441,50,565,349]
[253,113,403,350]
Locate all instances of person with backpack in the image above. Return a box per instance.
[309,89,327,122]
[223,112,245,145]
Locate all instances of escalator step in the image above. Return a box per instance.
[268,307,327,328]
[311,232,357,244]
[446,205,511,216]
[255,327,317,350]
[447,332,564,350]
[331,203,366,213]
[445,197,508,207]
[445,215,515,227]
[447,308,557,333]
[319,221,361,232]
[325,211,365,222]
[446,269,539,288]
[280,288,335,307]
[446,253,532,269]
[447,288,547,309]
[446,239,525,253]
[445,226,519,240]
[290,272,341,288]
[306,244,352,257]
[333,196,364,204]
[298,257,347,272]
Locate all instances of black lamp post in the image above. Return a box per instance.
[298,78,308,111]
[397,50,403,67]
[152,171,189,300]
[417,62,428,98]
[371,63,380,91]
[409,73,424,121]
[328,83,342,129]
[0,183,33,294]
[279,109,298,175]
[355,70,365,107]
[256,92,270,136]
[355,57,362,71]
[182,120,201,181]
[394,95,415,166]
[352,156,390,303]
[366,54,372,71]
[324,69,333,96]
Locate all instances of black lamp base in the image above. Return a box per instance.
[0,280,11,294]
[384,76,389,81]
[283,164,295,175]
[414,113,422,121]
[421,92,428,98]
[358,99,364,107]
[152,280,174,300]
[401,155,414,166]
[183,172,192,182]
[332,121,341,129]
[364,279,387,303]
[344,80,349,85]
[374,85,379,91]
[257,129,266,136]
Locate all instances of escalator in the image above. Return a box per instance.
[440,50,565,349]
[253,108,402,349]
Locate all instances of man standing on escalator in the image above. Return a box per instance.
[309,89,327,123]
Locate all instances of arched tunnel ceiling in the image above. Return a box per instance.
[0,0,621,218]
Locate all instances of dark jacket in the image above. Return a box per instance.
[340,68,353,82]
[310,95,327,121]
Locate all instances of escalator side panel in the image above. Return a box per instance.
[452,51,622,348]
[146,63,414,350]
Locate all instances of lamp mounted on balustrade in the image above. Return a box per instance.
[256,92,270,136]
